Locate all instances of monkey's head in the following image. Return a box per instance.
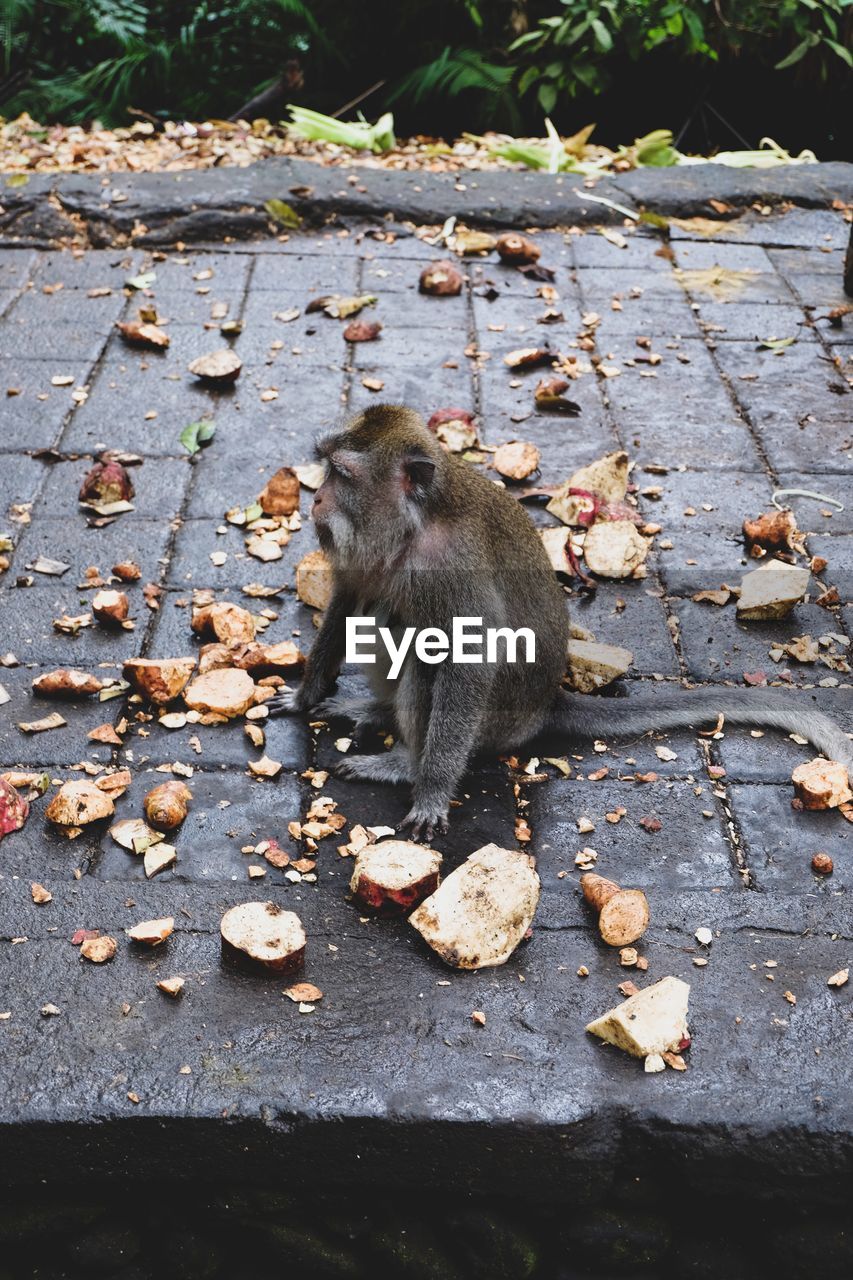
[311,405,444,569]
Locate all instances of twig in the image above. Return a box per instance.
[331,80,386,121]
[572,189,639,221]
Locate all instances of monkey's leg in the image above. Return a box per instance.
[312,694,389,732]
[549,687,853,770]
[267,590,351,716]
[400,666,489,842]
[335,743,413,784]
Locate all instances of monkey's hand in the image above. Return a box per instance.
[266,685,305,717]
[400,803,449,844]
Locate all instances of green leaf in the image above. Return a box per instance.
[538,81,558,114]
[518,64,541,96]
[824,38,853,67]
[126,271,156,290]
[590,17,613,50]
[757,336,796,352]
[775,34,818,69]
[5,174,29,188]
[243,501,264,524]
[264,199,301,230]
[639,210,670,230]
[180,419,216,455]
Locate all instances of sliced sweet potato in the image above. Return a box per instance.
[350,840,442,912]
[92,589,130,627]
[127,916,174,946]
[0,777,29,842]
[191,601,256,646]
[123,657,196,704]
[792,758,852,810]
[258,466,300,517]
[184,669,256,718]
[220,901,306,973]
[45,781,114,830]
[33,669,104,698]
[409,843,540,969]
[295,549,333,610]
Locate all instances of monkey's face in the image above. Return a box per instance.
[312,408,442,570]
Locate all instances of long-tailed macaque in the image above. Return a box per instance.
[270,406,851,840]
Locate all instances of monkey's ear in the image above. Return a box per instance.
[401,453,436,496]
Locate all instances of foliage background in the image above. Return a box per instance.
[0,0,850,155]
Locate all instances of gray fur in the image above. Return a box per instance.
[269,405,851,839]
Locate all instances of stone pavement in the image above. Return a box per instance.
[0,172,852,1276]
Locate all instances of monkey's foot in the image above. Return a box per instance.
[266,686,302,717]
[313,694,387,732]
[335,746,412,785]
[399,805,449,843]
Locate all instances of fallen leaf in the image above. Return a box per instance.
[179,419,217,455]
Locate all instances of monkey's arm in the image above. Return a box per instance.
[549,687,853,769]
[268,588,353,715]
[402,665,489,841]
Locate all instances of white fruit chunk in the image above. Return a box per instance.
[586,975,690,1058]
[220,901,306,972]
[409,843,540,969]
[350,840,441,912]
[737,558,809,621]
[567,638,633,692]
[583,520,649,578]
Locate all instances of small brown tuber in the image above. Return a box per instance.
[581,872,650,947]
[143,781,192,832]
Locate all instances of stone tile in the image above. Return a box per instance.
[478,360,611,463]
[0,248,37,289]
[125,285,248,328]
[29,248,143,291]
[348,364,473,419]
[35,455,191,519]
[572,230,672,271]
[350,326,469,370]
[186,449,313,519]
[671,599,841,684]
[238,253,358,299]
[730,781,852,892]
[673,242,777,272]
[637,467,774,594]
[567,581,680,677]
[0,661,124,769]
[529,774,737,888]
[162,517,311,592]
[696,302,813,343]
[91,766,304,883]
[715,686,853,784]
[0,585,146,666]
[0,453,45,516]
[8,515,172,587]
[0,360,93,451]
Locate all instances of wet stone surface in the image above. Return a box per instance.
[0,199,852,1228]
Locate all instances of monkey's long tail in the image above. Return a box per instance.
[550,687,853,771]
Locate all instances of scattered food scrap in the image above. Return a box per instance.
[143,781,192,831]
[581,872,650,947]
[409,843,540,970]
[737,559,809,621]
[792,759,852,810]
[350,840,442,912]
[586,975,690,1063]
[220,902,306,973]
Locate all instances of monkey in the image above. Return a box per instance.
[269,405,852,841]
